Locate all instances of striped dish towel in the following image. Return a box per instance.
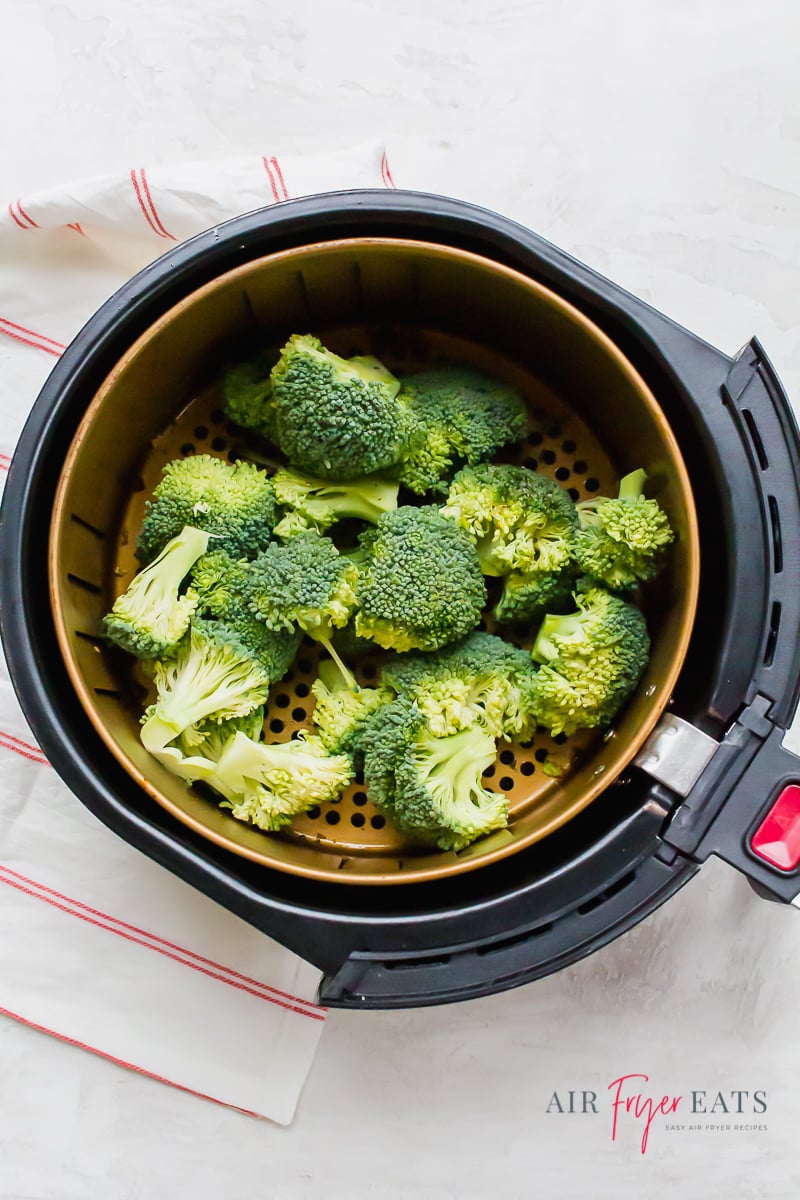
[0,139,396,1124]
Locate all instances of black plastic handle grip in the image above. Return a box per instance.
[665,711,800,904]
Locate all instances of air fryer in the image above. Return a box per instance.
[1,190,799,1010]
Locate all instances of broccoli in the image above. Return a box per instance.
[178,707,266,757]
[140,616,296,755]
[354,506,486,653]
[361,698,507,851]
[246,532,359,688]
[529,586,650,736]
[272,466,399,538]
[310,659,392,758]
[103,525,209,659]
[494,565,578,626]
[222,355,277,441]
[381,632,539,742]
[190,549,303,682]
[575,469,675,591]
[269,334,414,479]
[136,454,277,564]
[209,730,353,832]
[441,463,578,577]
[157,709,266,783]
[397,367,528,495]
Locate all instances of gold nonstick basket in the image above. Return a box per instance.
[49,238,699,885]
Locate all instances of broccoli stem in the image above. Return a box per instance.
[317,636,359,693]
[617,468,647,501]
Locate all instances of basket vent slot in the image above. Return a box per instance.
[70,513,105,539]
[763,601,781,668]
[576,870,637,916]
[383,954,451,971]
[67,573,101,595]
[475,922,554,957]
[768,495,783,573]
[742,408,768,471]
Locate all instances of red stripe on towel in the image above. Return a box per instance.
[381,150,396,189]
[262,157,281,203]
[0,1005,266,1119]
[130,169,168,239]
[0,317,65,356]
[0,870,325,1020]
[0,733,49,766]
[269,157,289,200]
[0,319,64,355]
[16,200,39,228]
[7,202,28,230]
[139,168,176,241]
[0,863,326,1015]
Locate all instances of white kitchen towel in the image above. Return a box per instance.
[0,139,396,1124]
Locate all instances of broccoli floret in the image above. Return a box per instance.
[140,618,274,755]
[136,454,276,564]
[529,586,650,735]
[354,506,486,653]
[269,334,413,480]
[178,707,266,757]
[222,355,277,441]
[441,463,578,577]
[311,660,392,758]
[210,730,353,832]
[382,632,539,742]
[272,466,399,538]
[190,549,302,684]
[397,367,528,494]
[246,532,359,688]
[575,469,675,590]
[494,565,578,626]
[103,525,209,659]
[361,698,507,851]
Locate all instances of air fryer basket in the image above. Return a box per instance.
[49,238,698,885]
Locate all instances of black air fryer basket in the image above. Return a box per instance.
[3,190,800,1009]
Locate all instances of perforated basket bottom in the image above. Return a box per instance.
[114,329,617,867]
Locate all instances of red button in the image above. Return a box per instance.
[750,784,800,871]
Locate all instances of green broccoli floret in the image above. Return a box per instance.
[494,565,578,626]
[222,355,277,441]
[361,698,507,851]
[136,454,277,564]
[209,730,353,832]
[246,532,359,689]
[272,466,399,538]
[441,463,578,577]
[103,525,209,659]
[140,618,274,755]
[354,506,486,653]
[381,632,539,742]
[269,334,413,480]
[529,586,650,736]
[310,660,392,758]
[575,469,675,590]
[397,367,528,494]
[178,707,266,757]
[190,550,302,682]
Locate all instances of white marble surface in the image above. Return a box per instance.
[2,1,800,1196]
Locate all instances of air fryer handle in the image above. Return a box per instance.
[674,722,800,904]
